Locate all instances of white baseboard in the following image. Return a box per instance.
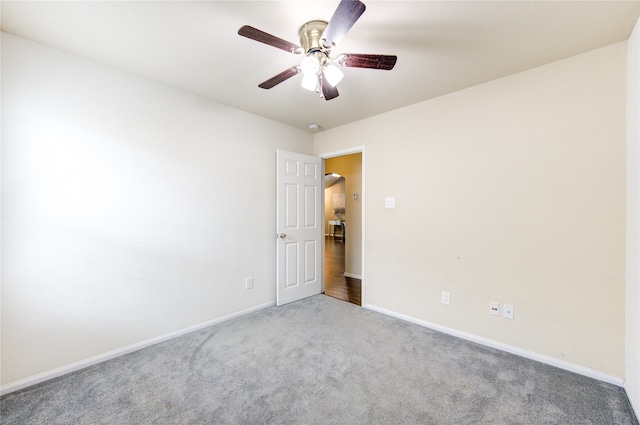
[343,272,363,279]
[364,303,625,387]
[0,300,276,396]
[3,300,628,398]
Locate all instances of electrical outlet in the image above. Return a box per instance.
[503,304,514,319]
[441,291,451,305]
[245,277,253,290]
[490,302,500,316]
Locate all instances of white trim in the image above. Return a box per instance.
[319,145,366,159]
[343,272,363,279]
[0,300,276,396]
[361,148,366,305]
[364,303,625,387]
[321,159,326,295]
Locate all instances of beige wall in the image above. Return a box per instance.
[315,42,627,378]
[1,33,313,387]
[325,154,363,277]
[626,16,640,417]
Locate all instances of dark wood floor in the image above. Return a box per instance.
[324,236,362,306]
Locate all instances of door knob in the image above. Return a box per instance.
[278,233,286,238]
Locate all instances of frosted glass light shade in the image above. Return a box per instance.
[301,74,318,91]
[324,63,344,87]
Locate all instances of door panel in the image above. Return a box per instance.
[304,240,317,282]
[276,150,323,306]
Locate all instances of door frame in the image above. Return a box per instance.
[319,146,366,306]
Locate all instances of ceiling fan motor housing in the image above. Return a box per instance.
[299,20,329,54]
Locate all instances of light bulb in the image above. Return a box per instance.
[300,56,320,76]
[323,63,344,87]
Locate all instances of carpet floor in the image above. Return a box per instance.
[1,295,637,424]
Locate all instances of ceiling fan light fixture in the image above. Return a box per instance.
[238,1,396,101]
[323,63,344,87]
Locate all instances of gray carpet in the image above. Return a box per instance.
[1,295,637,424]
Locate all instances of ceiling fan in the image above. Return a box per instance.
[237,0,397,101]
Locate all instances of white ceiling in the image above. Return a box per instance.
[2,1,639,132]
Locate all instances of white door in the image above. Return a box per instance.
[276,150,323,306]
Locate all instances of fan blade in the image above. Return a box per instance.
[338,54,397,70]
[258,67,300,89]
[238,25,302,54]
[321,0,366,49]
[321,76,339,100]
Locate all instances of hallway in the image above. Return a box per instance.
[324,236,362,306]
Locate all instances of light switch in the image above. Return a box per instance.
[385,197,396,208]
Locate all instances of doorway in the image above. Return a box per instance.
[323,151,363,306]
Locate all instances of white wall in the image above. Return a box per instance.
[626,16,640,418]
[1,33,313,387]
[315,42,627,379]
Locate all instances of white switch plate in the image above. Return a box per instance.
[490,302,500,316]
[245,277,254,290]
[385,197,396,208]
[503,304,514,319]
[441,291,451,305]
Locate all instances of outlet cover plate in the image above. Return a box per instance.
[490,302,500,316]
[385,197,396,208]
[503,304,514,319]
